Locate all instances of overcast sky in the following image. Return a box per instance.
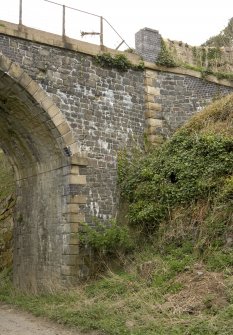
[0,0,232,50]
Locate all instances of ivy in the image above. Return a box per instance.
[117,94,233,237]
[80,218,135,255]
[156,39,177,67]
[95,53,144,72]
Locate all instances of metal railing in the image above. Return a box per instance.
[17,0,131,50]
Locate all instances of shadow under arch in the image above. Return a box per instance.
[0,53,87,292]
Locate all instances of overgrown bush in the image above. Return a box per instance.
[80,219,135,255]
[156,39,177,67]
[118,93,233,253]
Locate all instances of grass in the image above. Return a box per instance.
[1,244,233,334]
[182,63,233,82]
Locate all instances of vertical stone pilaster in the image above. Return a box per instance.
[144,69,164,145]
[61,153,88,284]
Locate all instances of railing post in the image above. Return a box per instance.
[100,16,103,50]
[62,5,66,37]
[19,0,23,27]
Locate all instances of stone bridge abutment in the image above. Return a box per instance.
[0,53,87,291]
[0,21,233,290]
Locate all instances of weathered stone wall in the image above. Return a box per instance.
[0,33,145,223]
[0,195,15,271]
[166,40,233,73]
[135,26,233,73]
[145,70,233,142]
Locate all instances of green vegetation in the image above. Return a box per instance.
[0,95,233,334]
[118,93,233,255]
[165,18,233,80]
[80,218,135,255]
[95,52,144,71]
[182,63,233,82]
[1,245,233,334]
[156,39,177,67]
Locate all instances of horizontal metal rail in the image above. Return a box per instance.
[42,0,130,49]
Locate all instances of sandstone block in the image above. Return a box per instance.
[66,212,85,223]
[145,110,158,119]
[66,195,87,204]
[145,118,163,127]
[0,54,12,72]
[68,174,86,185]
[145,86,160,95]
[8,62,24,80]
[147,134,164,144]
[146,102,162,111]
[146,125,163,135]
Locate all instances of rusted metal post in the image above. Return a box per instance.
[62,5,66,37]
[100,16,103,49]
[19,0,23,26]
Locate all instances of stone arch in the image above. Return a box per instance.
[0,53,87,291]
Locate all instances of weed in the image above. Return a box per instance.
[95,52,144,71]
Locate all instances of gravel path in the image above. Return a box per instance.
[0,304,97,335]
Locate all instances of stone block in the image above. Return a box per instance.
[145,69,158,79]
[66,212,85,223]
[63,233,79,245]
[41,96,54,111]
[62,244,79,255]
[19,72,32,88]
[146,102,162,111]
[145,118,163,127]
[62,131,75,146]
[47,105,60,118]
[66,203,79,213]
[144,110,158,119]
[68,174,86,185]
[33,88,47,104]
[62,223,80,233]
[69,166,80,175]
[8,62,24,80]
[145,86,160,95]
[70,154,88,166]
[52,113,65,127]
[145,93,155,103]
[57,121,70,136]
[26,80,40,96]
[66,195,87,204]
[0,54,12,72]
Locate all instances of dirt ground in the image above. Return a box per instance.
[0,304,99,335]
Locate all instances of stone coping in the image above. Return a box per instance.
[0,20,233,88]
[145,62,233,88]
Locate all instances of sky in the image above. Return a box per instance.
[0,0,232,50]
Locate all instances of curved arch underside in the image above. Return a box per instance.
[0,57,86,292]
